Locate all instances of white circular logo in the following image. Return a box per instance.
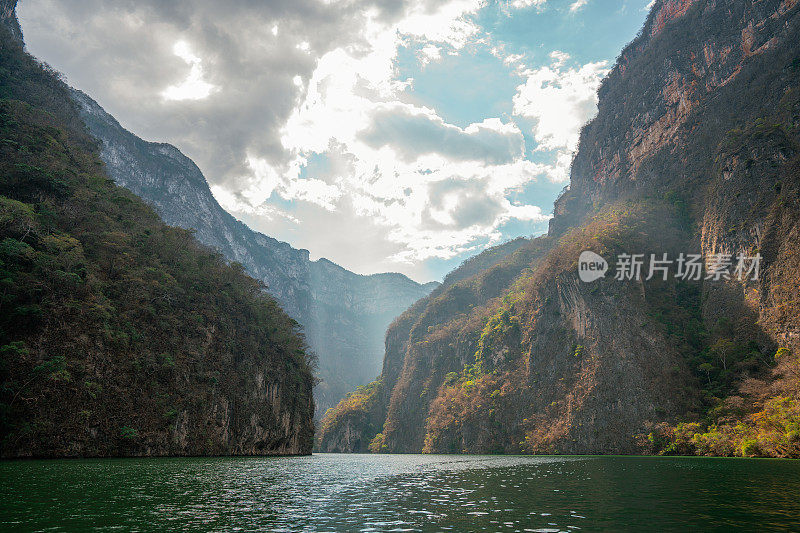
[578,251,608,282]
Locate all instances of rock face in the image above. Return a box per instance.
[68,90,437,419]
[0,12,314,458]
[321,0,800,456]
[0,0,21,43]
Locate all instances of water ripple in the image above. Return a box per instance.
[1,454,799,531]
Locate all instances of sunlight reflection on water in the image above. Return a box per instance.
[2,454,799,531]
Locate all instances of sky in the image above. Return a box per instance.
[18,0,654,282]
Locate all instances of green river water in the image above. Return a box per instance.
[1,454,799,531]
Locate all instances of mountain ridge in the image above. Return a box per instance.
[68,88,437,418]
[0,10,315,457]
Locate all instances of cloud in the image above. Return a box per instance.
[569,0,589,12]
[18,0,561,277]
[418,44,442,65]
[509,0,548,10]
[423,177,547,229]
[161,40,217,101]
[274,53,551,264]
[359,105,524,164]
[396,0,482,49]
[285,177,343,212]
[513,51,608,181]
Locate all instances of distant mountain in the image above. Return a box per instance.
[69,90,437,418]
[321,0,800,457]
[0,10,314,457]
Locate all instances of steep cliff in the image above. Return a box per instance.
[68,90,436,419]
[0,0,20,43]
[0,11,314,457]
[318,237,552,451]
[322,0,800,456]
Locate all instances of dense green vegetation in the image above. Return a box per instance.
[317,379,384,452]
[419,201,698,453]
[0,27,314,456]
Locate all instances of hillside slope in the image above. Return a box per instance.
[0,15,314,457]
[321,0,800,457]
[68,89,436,419]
